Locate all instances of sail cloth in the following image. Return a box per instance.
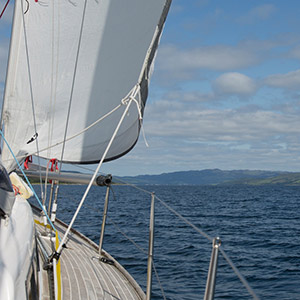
[1,0,171,171]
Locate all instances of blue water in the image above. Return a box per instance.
[46,184,300,299]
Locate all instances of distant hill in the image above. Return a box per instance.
[118,169,300,186]
[232,172,300,186]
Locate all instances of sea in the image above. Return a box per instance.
[42,184,300,300]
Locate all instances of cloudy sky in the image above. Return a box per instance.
[1,0,300,176]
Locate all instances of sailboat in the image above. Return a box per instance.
[0,0,172,299]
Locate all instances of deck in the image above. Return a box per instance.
[33,209,145,300]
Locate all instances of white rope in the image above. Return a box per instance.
[2,81,144,167]
[43,104,122,156]
[140,119,149,148]
[36,84,141,157]
[122,84,149,148]
[56,98,135,254]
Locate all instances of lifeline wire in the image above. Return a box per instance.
[219,247,260,300]
[0,129,58,236]
[155,191,259,299]
[106,178,259,300]
[153,263,167,300]
[151,194,213,242]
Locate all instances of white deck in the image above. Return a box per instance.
[33,210,145,300]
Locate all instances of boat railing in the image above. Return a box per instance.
[98,185,110,257]
[204,237,221,300]
[27,168,260,300]
[94,178,260,300]
[146,192,155,300]
[96,183,156,300]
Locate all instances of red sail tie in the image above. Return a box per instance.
[0,0,10,19]
[24,156,33,170]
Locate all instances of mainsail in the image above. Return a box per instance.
[1,0,171,171]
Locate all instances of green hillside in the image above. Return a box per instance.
[118,169,300,186]
[234,173,300,186]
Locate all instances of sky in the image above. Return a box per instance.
[1,1,300,176]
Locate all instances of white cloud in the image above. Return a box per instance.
[169,3,184,14]
[157,44,259,73]
[144,99,300,143]
[264,69,300,90]
[249,4,276,20]
[237,4,276,23]
[251,4,276,19]
[163,90,214,103]
[108,101,300,175]
[289,45,300,59]
[213,72,258,97]
[154,38,283,85]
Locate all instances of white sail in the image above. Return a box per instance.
[1,0,171,171]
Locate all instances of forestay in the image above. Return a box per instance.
[1,0,171,171]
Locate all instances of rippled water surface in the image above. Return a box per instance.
[47,184,300,299]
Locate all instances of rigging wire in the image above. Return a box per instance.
[56,96,136,255]
[219,248,260,300]
[20,0,44,199]
[153,263,167,300]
